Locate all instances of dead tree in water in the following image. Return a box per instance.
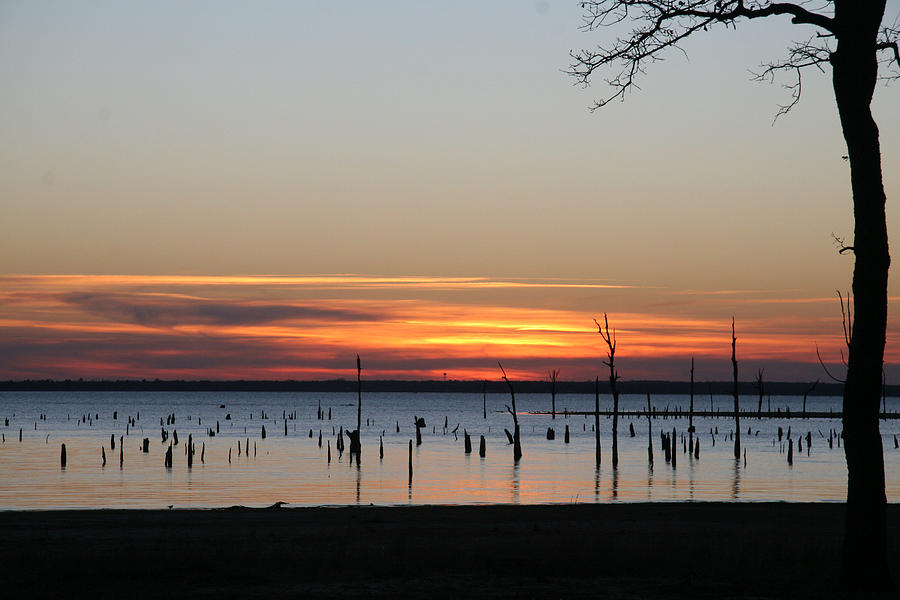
[347,355,362,462]
[548,369,559,420]
[498,362,522,462]
[688,358,695,452]
[732,318,741,460]
[647,393,653,466]
[755,369,765,419]
[594,376,601,466]
[596,314,619,468]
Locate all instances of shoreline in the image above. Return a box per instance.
[5,502,898,598]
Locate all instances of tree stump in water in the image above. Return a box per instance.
[346,428,361,464]
[464,430,472,453]
[546,427,555,440]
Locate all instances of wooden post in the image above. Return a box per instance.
[671,427,677,469]
[564,424,570,443]
[408,439,413,481]
[379,435,384,460]
[464,430,472,453]
[101,446,106,466]
[119,438,124,467]
[60,443,67,468]
[479,435,486,457]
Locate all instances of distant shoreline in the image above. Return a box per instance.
[0,378,877,396]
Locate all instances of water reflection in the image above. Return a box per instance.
[610,467,618,501]
[0,391,894,508]
[510,463,520,504]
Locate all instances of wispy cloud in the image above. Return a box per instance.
[0,274,894,381]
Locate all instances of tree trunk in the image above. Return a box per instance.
[832,2,891,590]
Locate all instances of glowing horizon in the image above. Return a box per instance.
[1,273,893,383]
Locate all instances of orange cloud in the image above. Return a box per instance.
[0,274,894,382]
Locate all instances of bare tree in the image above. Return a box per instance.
[548,368,560,419]
[568,2,897,588]
[499,362,522,462]
[755,369,765,419]
[596,314,620,468]
[731,318,741,461]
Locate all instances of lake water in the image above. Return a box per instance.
[1,391,899,509]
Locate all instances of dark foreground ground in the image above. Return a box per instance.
[2,503,898,599]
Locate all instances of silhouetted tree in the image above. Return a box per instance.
[595,314,620,468]
[755,369,765,419]
[498,362,522,461]
[731,318,741,461]
[568,1,898,590]
[548,368,560,419]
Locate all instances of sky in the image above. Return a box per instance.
[1,1,899,382]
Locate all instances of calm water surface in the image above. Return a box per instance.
[1,392,898,509]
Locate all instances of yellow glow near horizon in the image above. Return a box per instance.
[0,273,890,382]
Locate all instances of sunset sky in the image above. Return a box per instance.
[2,1,899,381]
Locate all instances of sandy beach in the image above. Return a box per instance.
[3,502,898,598]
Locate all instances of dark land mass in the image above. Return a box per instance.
[4,503,898,599]
[1,378,891,396]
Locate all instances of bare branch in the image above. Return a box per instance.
[568,1,836,110]
[750,35,831,120]
[831,232,854,254]
[816,342,846,383]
